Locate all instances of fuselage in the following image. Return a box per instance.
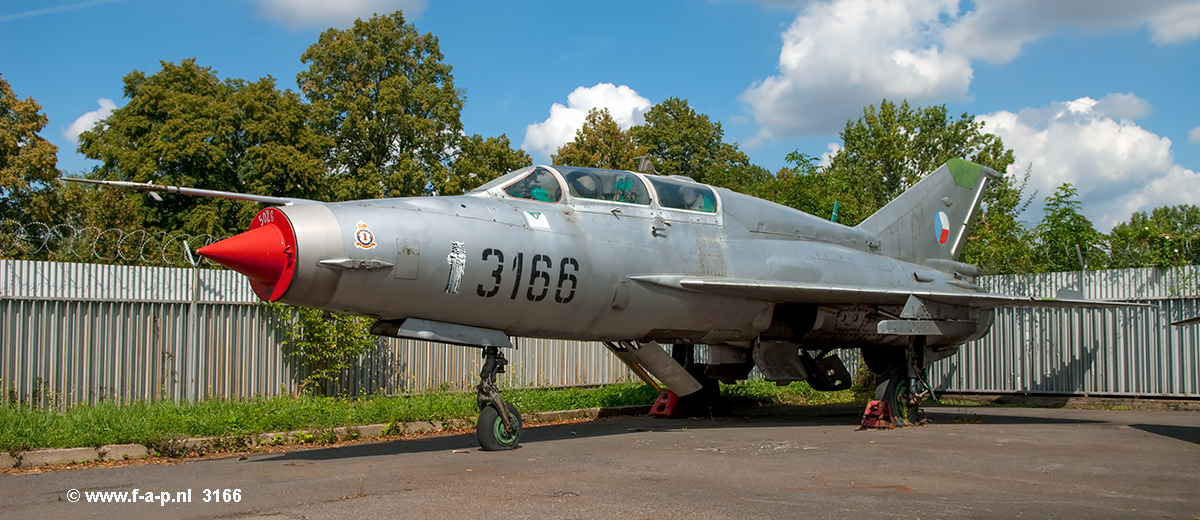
[205,165,989,349]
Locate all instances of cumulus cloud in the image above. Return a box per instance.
[255,0,426,29]
[743,0,1200,142]
[943,0,1200,62]
[1189,126,1200,144]
[980,94,1200,231]
[522,83,652,161]
[742,0,971,139]
[63,98,117,144]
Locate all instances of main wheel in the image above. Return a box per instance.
[476,401,522,451]
[875,369,919,427]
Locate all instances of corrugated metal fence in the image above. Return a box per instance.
[930,266,1200,397]
[2,260,1198,407]
[1,260,634,408]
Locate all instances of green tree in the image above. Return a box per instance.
[822,99,1015,225]
[959,165,1039,274]
[552,108,646,170]
[750,152,857,221]
[1034,183,1103,272]
[77,59,329,239]
[0,75,60,226]
[274,304,379,395]
[298,11,464,200]
[630,97,752,187]
[446,133,531,193]
[1108,204,1200,268]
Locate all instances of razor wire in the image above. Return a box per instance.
[0,219,227,267]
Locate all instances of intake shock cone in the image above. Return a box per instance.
[197,207,297,301]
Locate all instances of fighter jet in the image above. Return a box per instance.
[65,159,1143,450]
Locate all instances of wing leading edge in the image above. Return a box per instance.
[627,275,1151,310]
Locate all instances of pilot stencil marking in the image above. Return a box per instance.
[354,221,377,250]
[445,242,467,294]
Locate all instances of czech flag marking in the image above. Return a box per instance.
[936,211,950,245]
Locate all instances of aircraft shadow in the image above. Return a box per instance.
[1128,423,1200,445]
[253,402,1121,463]
[921,407,1103,426]
[252,403,873,463]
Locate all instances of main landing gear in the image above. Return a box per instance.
[862,337,931,428]
[475,346,522,450]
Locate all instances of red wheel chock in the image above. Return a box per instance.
[649,390,682,418]
[860,399,895,429]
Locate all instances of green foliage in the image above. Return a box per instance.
[827,99,1015,216]
[629,97,752,186]
[763,99,1016,227]
[1108,204,1200,268]
[719,378,860,407]
[0,74,61,235]
[0,383,660,451]
[446,133,531,193]
[272,303,380,395]
[960,165,1039,274]
[552,98,760,193]
[77,59,329,238]
[1034,183,1103,272]
[552,108,647,170]
[298,11,465,200]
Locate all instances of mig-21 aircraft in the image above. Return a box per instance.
[66,159,1143,450]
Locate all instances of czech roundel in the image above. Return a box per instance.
[935,211,950,245]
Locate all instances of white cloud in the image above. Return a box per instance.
[254,0,426,29]
[942,0,1200,62]
[980,94,1200,231]
[742,0,972,138]
[63,98,117,144]
[1189,126,1200,144]
[817,142,841,167]
[743,0,1200,142]
[522,83,652,162]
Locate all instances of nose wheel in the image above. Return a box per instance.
[476,346,521,450]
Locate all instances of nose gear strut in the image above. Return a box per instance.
[476,346,522,450]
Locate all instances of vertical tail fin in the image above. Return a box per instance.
[855,159,998,266]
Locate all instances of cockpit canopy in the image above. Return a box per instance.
[472,165,717,214]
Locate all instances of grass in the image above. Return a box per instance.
[0,380,862,454]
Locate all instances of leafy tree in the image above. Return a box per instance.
[446,133,531,193]
[1033,183,1103,272]
[1108,204,1200,268]
[552,108,646,170]
[298,11,464,200]
[0,75,60,225]
[820,100,1015,225]
[959,165,1039,274]
[77,59,329,238]
[630,97,752,187]
[750,152,856,221]
[274,304,379,395]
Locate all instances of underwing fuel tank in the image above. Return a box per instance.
[198,205,343,309]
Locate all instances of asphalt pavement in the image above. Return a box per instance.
[2,403,1197,519]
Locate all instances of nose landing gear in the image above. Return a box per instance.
[475,346,522,450]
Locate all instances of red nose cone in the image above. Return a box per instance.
[198,225,287,284]
[198,207,297,301]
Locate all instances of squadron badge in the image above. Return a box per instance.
[354,221,377,250]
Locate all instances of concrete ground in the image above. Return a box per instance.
[1,403,1197,519]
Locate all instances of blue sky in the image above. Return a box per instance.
[2,0,1197,230]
